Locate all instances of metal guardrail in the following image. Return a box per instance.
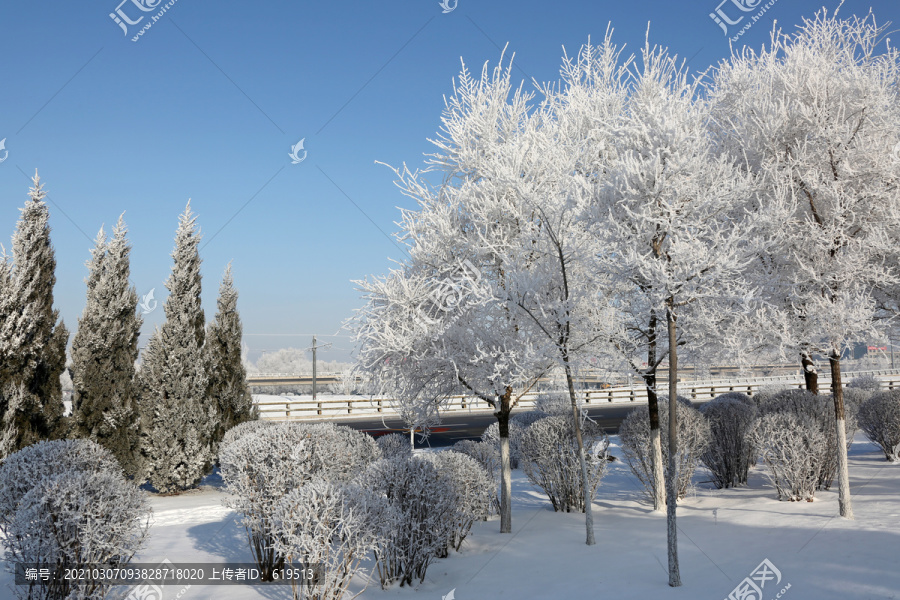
[253,369,900,421]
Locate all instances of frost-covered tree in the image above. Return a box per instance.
[138,202,213,493]
[709,8,900,519]
[0,173,68,452]
[592,43,757,585]
[353,51,556,536]
[70,216,142,476]
[205,263,253,451]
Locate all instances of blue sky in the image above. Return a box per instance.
[1,0,897,363]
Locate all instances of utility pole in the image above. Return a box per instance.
[307,335,332,404]
[312,335,317,402]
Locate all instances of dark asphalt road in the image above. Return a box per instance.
[327,402,657,449]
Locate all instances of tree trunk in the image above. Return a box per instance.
[828,350,854,519]
[496,386,513,533]
[801,349,819,395]
[563,360,596,545]
[645,309,665,512]
[666,303,681,587]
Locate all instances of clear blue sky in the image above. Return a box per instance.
[1,0,896,363]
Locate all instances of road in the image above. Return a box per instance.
[328,402,661,449]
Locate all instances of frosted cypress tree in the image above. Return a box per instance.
[205,263,253,451]
[70,217,143,476]
[137,202,213,493]
[0,173,68,451]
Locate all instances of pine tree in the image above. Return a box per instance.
[205,263,253,452]
[137,202,213,493]
[71,217,143,476]
[0,172,68,452]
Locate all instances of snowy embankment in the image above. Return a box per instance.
[3,435,898,600]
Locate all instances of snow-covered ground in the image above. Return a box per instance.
[3,434,898,600]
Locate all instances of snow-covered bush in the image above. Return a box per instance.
[511,410,550,428]
[519,415,609,513]
[752,385,789,405]
[535,392,577,417]
[758,389,856,489]
[220,423,380,580]
[376,433,411,459]
[425,451,494,552]
[4,468,150,600]
[700,393,758,489]
[749,412,827,501]
[847,374,881,393]
[857,391,900,462]
[618,397,710,502]
[0,439,121,535]
[354,456,456,588]
[481,420,526,469]
[219,419,272,455]
[272,479,395,600]
[451,439,500,514]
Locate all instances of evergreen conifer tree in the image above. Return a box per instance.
[0,173,68,451]
[137,202,213,493]
[71,216,142,476]
[205,264,253,451]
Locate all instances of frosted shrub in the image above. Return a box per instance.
[482,421,525,469]
[302,423,381,480]
[220,423,379,581]
[272,479,396,600]
[847,374,881,393]
[511,410,550,428]
[857,391,900,462]
[425,451,494,552]
[5,469,150,600]
[519,416,609,513]
[451,439,500,514]
[535,392,575,416]
[700,393,758,488]
[0,439,121,536]
[354,457,456,588]
[219,419,273,455]
[619,397,710,502]
[758,389,856,489]
[376,433,411,459]
[749,412,826,501]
